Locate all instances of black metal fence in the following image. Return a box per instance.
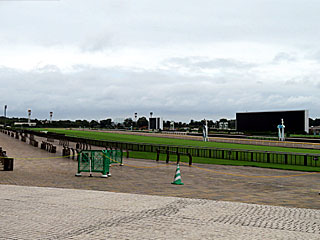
[8,129,320,168]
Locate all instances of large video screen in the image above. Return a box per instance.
[236,110,308,133]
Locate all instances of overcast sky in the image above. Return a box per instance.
[1,0,320,122]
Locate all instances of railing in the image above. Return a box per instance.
[0,147,14,171]
[156,148,192,165]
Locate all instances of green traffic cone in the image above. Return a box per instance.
[171,164,184,185]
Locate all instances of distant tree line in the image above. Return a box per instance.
[1,116,319,132]
[0,116,236,130]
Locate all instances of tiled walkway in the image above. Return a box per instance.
[1,185,320,239]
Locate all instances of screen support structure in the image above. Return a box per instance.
[203,119,209,142]
[277,119,285,141]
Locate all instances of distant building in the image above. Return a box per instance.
[236,110,309,133]
[14,122,36,127]
[219,122,229,130]
[310,126,320,135]
[149,117,163,130]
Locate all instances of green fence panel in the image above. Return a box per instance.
[76,150,110,177]
[102,149,123,165]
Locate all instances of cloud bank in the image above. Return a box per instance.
[0,0,320,121]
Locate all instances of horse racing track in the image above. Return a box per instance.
[1,132,320,239]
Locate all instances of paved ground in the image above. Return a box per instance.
[1,132,320,239]
[1,184,320,240]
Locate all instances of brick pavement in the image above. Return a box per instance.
[1,185,320,239]
[0,131,320,209]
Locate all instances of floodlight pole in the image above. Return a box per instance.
[28,109,31,125]
[134,112,138,129]
[4,105,7,128]
[50,112,53,123]
[149,112,153,130]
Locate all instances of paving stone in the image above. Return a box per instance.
[1,185,320,240]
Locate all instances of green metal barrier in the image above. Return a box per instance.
[103,149,123,165]
[76,150,111,178]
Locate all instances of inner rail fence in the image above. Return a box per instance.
[8,129,320,168]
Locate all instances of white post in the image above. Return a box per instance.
[203,119,209,142]
[206,119,209,142]
[281,119,285,141]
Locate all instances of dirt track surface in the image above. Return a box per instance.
[1,132,320,209]
[85,129,320,149]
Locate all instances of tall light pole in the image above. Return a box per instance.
[4,105,7,127]
[50,112,53,123]
[28,109,31,125]
[149,112,154,130]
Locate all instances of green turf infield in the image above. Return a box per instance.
[32,128,320,154]
[29,128,320,172]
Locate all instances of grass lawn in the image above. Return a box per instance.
[291,134,320,138]
[129,151,320,172]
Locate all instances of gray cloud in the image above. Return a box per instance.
[165,57,257,72]
[1,64,319,121]
[0,0,319,49]
[273,52,297,63]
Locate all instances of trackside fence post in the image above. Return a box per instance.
[188,154,192,166]
[304,155,308,166]
[166,149,170,164]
